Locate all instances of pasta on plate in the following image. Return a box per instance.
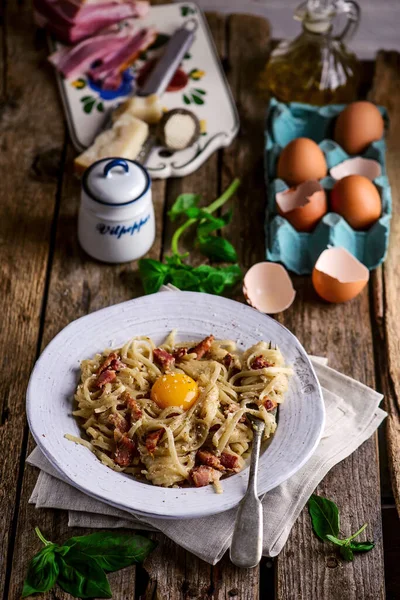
[67,331,293,492]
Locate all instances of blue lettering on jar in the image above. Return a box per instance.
[96,214,151,239]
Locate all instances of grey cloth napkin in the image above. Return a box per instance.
[27,363,386,565]
[27,287,387,564]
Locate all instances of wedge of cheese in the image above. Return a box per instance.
[74,113,149,175]
[112,94,162,125]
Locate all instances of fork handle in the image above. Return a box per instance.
[230,427,264,568]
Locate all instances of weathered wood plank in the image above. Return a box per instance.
[369,50,400,514]
[0,0,65,595]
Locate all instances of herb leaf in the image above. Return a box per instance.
[198,236,238,263]
[22,546,59,597]
[63,532,157,572]
[340,544,354,562]
[197,210,233,238]
[308,494,340,541]
[349,540,375,552]
[56,550,112,598]
[138,259,169,294]
[168,193,201,220]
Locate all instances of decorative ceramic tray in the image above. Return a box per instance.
[264,98,391,275]
[51,2,239,179]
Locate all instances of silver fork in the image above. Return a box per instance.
[230,414,265,568]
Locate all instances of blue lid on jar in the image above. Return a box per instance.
[83,158,151,206]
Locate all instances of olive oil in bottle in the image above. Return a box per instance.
[260,0,361,105]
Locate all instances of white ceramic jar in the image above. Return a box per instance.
[78,158,155,263]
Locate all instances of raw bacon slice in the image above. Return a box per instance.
[34,0,149,44]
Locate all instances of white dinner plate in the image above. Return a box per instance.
[27,291,325,519]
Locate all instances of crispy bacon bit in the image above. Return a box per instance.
[190,465,222,487]
[96,369,116,388]
[97,352,117,375]
[108,412,129,434]
[119,391,143,420]
[263,397,278,412]
[190,335,214,360]
[172,347,188,360]
[251,355,273,370]
[145,429,163,455]
[153,348,175,370]
[114,432,136,467]
[220,452,240,471]
[197,450,224,471]
[222,353,234,369]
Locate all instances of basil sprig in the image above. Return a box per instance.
[308,494,375,562]
[22,527,156,598]
[139,179,241,296]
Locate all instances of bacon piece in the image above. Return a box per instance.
[108,412,129,434]
[190,335,214,360]
[119,391,143,420]
[96,369,116,388]
[153,348,175,370]
[114,431,137,467]
[197,450,224,471]
[251,355,274,370]
[190,465,222,488]
[222,353,234,369]
[263,397,278,412]
[97,352,119,375]
[145,429,163,455]
[220,452,240,471]
[172,347,188,360]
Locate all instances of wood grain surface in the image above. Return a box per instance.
[0,1,398,599]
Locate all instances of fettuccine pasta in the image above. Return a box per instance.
[66,331,292,492]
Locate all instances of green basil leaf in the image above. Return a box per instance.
[197,210,232,238]
[22,545,59,596]
[138,259,169,294]
[193,264,241,295]
[56,551,112,598]
[340,544,354,562]
[325,535,346,546]
[198,236,238,263]
[63,532,157,571]
[349,540,375,552]
[308,494,340,541]
[168,193,201,220]
[169,268,201,291]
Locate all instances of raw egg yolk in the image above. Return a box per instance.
[151,373,199,410]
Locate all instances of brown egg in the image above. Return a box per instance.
[312,247,370,303]
[334,101,384,155]
[277,138,327,186]
[330,175,381,230]
[276,180,327,232]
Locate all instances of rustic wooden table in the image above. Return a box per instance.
[1,2,400,599]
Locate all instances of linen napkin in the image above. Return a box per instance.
[27,287,387,565]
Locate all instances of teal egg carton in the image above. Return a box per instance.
[264,97,391,275]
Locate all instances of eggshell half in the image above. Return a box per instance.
[276,180,328,232]
[243,262,296,314]
[330,157,382,181]
[312,247,369,303]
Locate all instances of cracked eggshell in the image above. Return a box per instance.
[243,262,296,314]
[312,247,370,303]
[330,157,382,181]
[276,180,328,232]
